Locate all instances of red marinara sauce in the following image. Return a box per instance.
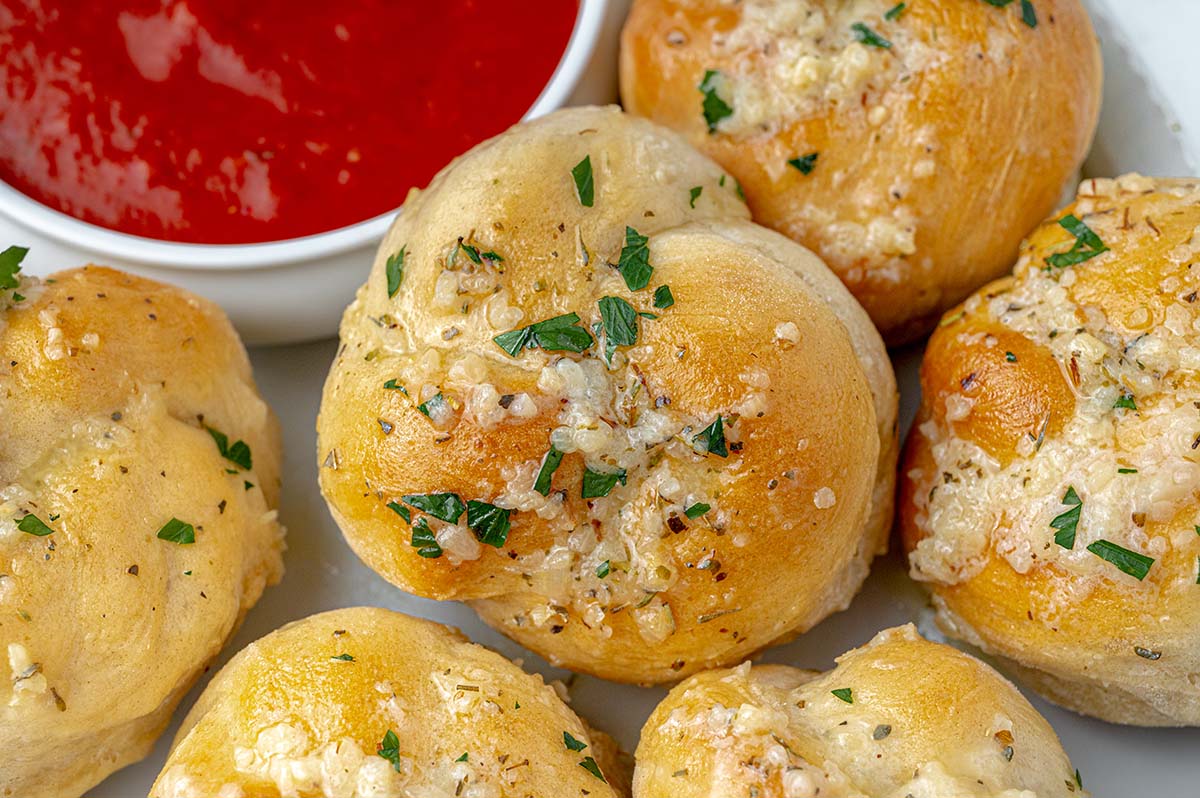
[0,1,578,244]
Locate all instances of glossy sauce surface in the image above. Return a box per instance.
[0,1,578,243]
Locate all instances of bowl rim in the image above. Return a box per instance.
[0,0,608,271]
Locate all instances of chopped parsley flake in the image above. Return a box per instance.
[563,731,587,752]
[1005,351,1017,362]
[1117,467,1138,474]
[582,466,627,498]
[572,155,594,207]
[831,688,854,704]
[1087,539,1154,580]
[599,295,639,363]
[386,246,406,298]
[884,2,906,20]
[1021,0,1037,27]
[494,312,594,357]
[1045,214,1108,268]
[653,284,675,309]
[377,730,402,772]
[616,226,653,291]
[0,245,28,290]
[579,756,606,782]
[331,653,355,662]
[417,393,448,418]
[383,379,407,392]
[1114,391,1137,411]
[402,493,466,523]
[156,517,196,545]
[466,500,511,548]
[17,514,54,537]
[698,69,733,133]
[596,560,611,578]
[453,240,501,267]
[534,446,565,496]
[387,501,411,523]
[688,186,702,208]
[851,22,892,48]
[684,502,711,519]
[410,518,442,559]
[456,752,469,762]
[787,152,819,175]
[693,416,729,457]
[206,426,252,470]
[1050,486,1081,549]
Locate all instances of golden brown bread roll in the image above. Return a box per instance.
[619,0,1102,343]
[149,607,630,798]
[900,175,1200,726]
[634,625,1086,798]
[317,106,897,684]
[0,261,284,797]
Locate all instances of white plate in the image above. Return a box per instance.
[96,2,1200,795]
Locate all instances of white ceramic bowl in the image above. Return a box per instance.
[0,0,614,345]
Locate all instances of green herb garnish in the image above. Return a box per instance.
[582,466,627,498]
[534,446,564,496]
[851,22,892,48]
[599,295,639,363]
[1045,214,1108,268]
[494,312,594,357]
[0,245,28,290]
[579,756,606,782]
[1021,0,1037,27]
[596,560,611,578]
[17,514,54,537]
[466,500,511,548]
[417,393,448,418]
[788,152,819,175]
[885,2,906,20]
[1114,391,1137,411]
[456,752,469,762]
[331,653,355,662]
[572,155,594,207]
[386,246,406,298]
[1005,351,1017,362]
[387,501,411,523]
[383,379,407,392]
[653,284,675,309]
[563,731,587,752]
[1087,539,1154,580]
[698,69,733,133]
[831,688,854,704]
[403,493,465,523]
[206,426,252,471]
[693,416,729,457]
[616,226,653,291]
[410,518,442,558]
[1050,486,1082,549]
[688,186,702,208]
[377,730,402,772]
[685,502,711,519]
[455,240,503,266]
[156,518,196,545]
[1117,468,1138,474]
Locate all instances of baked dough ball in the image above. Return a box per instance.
[900,175,1200,726]
[634,624,1085,798]
[317,106,897,684]
[0,263,284,798]
[149,607,630,798]
[620,0,1102,343]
